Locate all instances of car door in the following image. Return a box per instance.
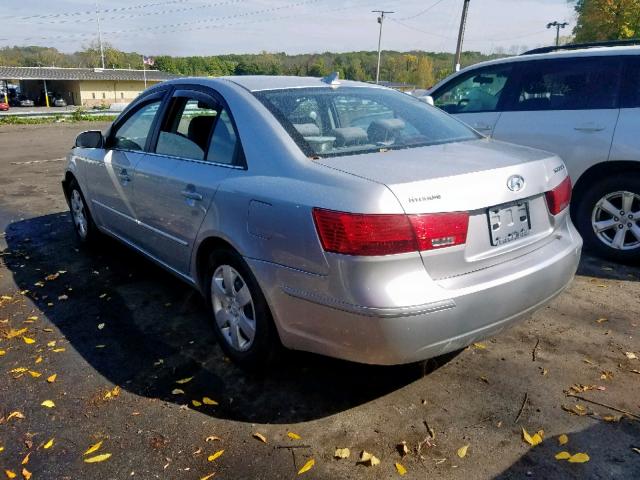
[610,55,640,163]
[492,56,622,182]
[83,93,165,239]
[430,62,516,136]
[129,87,240,275]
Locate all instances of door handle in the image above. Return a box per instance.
[118,168,131,182]
[181,190,203,201]
[574,124,605,133]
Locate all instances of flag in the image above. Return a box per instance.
[142,56,155,66]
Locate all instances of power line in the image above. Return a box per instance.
[395,0,449,21]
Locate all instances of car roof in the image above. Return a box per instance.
[166,75,384,92]
[459,45,639,72]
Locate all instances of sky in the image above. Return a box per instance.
[2,0,576,56]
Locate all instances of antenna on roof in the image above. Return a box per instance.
[322,71,340,87]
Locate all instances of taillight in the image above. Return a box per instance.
[312,208,469,256]
[545,176,572,215]
[409,212,469,250]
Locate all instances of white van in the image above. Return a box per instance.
[428,42,640,262]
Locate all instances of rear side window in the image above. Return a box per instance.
[433,64,514,114]
[621,56,640,108]
[512,57,620,111]
[111,101,161,151]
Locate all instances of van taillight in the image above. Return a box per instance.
[545,176,572,215]
[312,208,469,256]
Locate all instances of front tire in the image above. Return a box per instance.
[574,174,640,263]
[67,179,99,245]
[205,249,279,369]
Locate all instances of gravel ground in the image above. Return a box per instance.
[0,122,638,479]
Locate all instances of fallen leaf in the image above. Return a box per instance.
[0,350,5,356]
[473,342,486,349]
[207,450,224,462]
[287,432,301,440]
[21,452,30,465]
[28,371,41,378]
[457,444,470,458]
[22,337,35,345]
[397,441,409,457]
[555,451,571,460]
[631,369,640,374]
[192,400,202,407]
[11,367,28,374]
[632,447,640,455]
[357,450,380,466]
[84,453,112,463]
[203,397,218,406]
[52,348,65,353]
[26,316,38,322]
[6,328,27,339]
[43,438,54,449]
[298,458,314,475]
[84,440,103,455]
[97,323,105,330]
[200,474,215,480]
[171,389,184,395]
[7,411,25,421]
[562,404,589,416]
[625,352,637,360]
[205,436,221,442]
[34,356,42,364]
[103,386,120,400]
[47,341,56,347]
[58,295,68,301]
[567,452,590,463]
[395,462,407,475]
[253,432,267,443]
[602,415,622,422]
[4,470,16,479]
[583,358,595,365]
[175,376,194,384]
[601,371,614,380]
[558,434,568,445]
[47,374,57,383]
[41,400,55,408]
[20,469,31,480]
[334,448,350,459]
[595,317,608,324]
[522,427,543,446]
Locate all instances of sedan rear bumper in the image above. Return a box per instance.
[248,221,582,365]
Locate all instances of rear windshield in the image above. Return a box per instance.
[254,87,479,158]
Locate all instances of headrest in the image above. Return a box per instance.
[293,123,321,137]
[331,127,368,147]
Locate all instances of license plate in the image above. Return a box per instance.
[487,200,531,246]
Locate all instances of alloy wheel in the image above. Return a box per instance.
[210,265,257,352]
[70,189,88,239]
[591,190,640,251]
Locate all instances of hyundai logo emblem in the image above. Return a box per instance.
[507,175,525,192]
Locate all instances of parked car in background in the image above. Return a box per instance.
[427,42,640,262]
[0,101,9,111]
[18,96,35,107]
[63,75,581,368]
[53,97,67,107]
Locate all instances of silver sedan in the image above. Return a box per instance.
[63,75,582,368]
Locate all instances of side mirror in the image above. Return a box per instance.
[75,130,103,149]
[420,95,435,106]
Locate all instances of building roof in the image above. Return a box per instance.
[222,75,383,92]
[0,66,179,82]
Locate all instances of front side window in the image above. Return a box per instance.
[621,56,640,108]
[255,87,478,158]
[433,65,513,114]
[513,57,620,111]
[111,100,161,151]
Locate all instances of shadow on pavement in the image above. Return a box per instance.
[576,252,639,282]
[3,212,453,424]
[494,419,640,479]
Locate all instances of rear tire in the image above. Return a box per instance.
[67,178,99,245]
[205,249,279,370]
[574,174,640,263]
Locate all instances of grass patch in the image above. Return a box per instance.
[0,113,117,126]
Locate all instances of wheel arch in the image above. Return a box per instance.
[570,161,640,219]
[194,236,241,293]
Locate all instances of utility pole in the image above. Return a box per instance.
[95,0,106,69]
[454,0,471,72]
[547,21,568,46]
[372,10,394,84]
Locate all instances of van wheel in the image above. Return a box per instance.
[575,174,640,263]
[205,249,279,369]
[67,179,98,245]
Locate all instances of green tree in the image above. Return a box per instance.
[571,0,640,42]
